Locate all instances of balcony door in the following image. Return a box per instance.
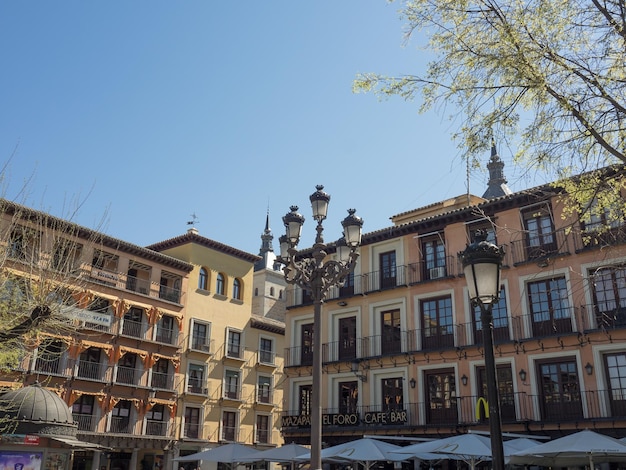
[338,316,357,361]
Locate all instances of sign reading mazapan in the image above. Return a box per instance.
[282,410,408,428]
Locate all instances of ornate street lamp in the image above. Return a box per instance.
[279,185,363,470]
[459,230,505,470]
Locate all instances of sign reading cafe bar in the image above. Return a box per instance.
[282,410,408,428]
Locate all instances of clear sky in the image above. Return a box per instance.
[0,1,546,256]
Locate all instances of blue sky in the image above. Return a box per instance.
[0,1,543,256]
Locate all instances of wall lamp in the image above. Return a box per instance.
[585,362,594,375]
[351,361,368,382]
[461,374,468,386]
[409,378,416,389]
[338,301,348,307]
[519,369,527,382]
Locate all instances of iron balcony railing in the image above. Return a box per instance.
[285,305,613,367]
[73,413,97,432]
[145,419,169,436]
[509,228,571,266]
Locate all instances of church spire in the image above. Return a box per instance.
[482,141,512,199]
[255,208,280,271]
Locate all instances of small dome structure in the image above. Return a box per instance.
[0,383,77,437]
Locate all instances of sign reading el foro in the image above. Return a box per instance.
[282,410,408,428]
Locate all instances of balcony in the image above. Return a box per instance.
[73,413,97,432]
[76,360,103,381]
[155,326,176,345]
[256,387,273,405]
[573,225,626,252]
[509,228,571,265]
[282,388,626,435]
[183,422,201,439]
[115,366,137,385]
[121,319,144,338]
[151,371,174,390]
[289,256,460,307]
[145,419,169,436]
[110,416,132,434]
[159,284,181,303]
[258,349,275,366]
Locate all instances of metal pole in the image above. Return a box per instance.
[310,294,322,470]
[481,302,505,470]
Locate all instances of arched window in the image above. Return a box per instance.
[216,273,225,295]
[255,288,259,296]
[270,287,275,297]
[279,289,283,299]
[198,267,208,290]
[233,278,242,300]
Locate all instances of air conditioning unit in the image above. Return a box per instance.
[429,266,446,279]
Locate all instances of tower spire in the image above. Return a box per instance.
[482,141,512,199]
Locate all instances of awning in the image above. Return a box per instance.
[47,435,111,450]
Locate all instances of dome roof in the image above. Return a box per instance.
[0,383,76,436]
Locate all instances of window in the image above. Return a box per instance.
[259,337,274,364]
[122,307,143,338]
[145,404,166,436]
[51,239,83,272]
[8,226,40,262]
[72,395,95,431]
[538,359,582,421]
[605,353,626,416]
[527,277,572,336]
[381,310,401,355]
[116,352,137,385]
[590,266,626,329]
[156,314,175,344]
[477,365,515,422]
[256,414,270,444]
[380,250,397,289]
[299,384,312,416]
[382,377,404,411]
[111,400,132,433]
[338,381,358,414]
[468,224,496,245]
[257,375,272,404]
[422,234,446,280]
[421,296,454,349]
[425,370,457,425]
[151,358,171,389]
[233,278,241,300]
[339,316,357,360]
[582,195,624,233]
[222,411,238,441]
[224,369,241,400]
[522,203,556,259]
[300,323,314,366]
[216,273,225,295]
[77,347,102,380]
[190,320,210,351]
[34,339,63,374]
[473,287,509,343]
[227,329,242,359]
[198,267,208,290]
[184,407,201,439]
[188,363,206,394]
[270,286,275,297]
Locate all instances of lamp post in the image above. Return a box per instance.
[459,230,505,470]
[279,185,363,470]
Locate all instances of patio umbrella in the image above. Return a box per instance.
[240,443,310,469]
[299,438,403,469]
[508,429,626,468]
[390,433,493,470]
[174,443,258,468]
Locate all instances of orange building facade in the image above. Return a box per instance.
[282,173,626,445]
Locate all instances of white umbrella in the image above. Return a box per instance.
[300,438,402,469]
[508,429,626,468]
[390,433,492,470]
[174,443,258,467]
[240,443,310,469]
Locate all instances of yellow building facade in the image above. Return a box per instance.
[148,228,285,463]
